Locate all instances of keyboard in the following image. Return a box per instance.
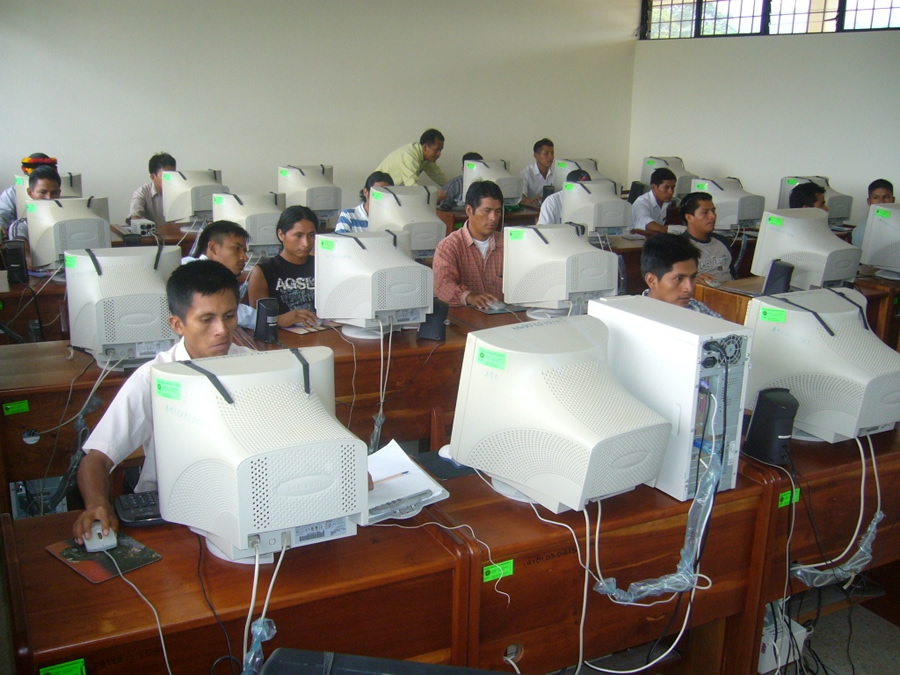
[115,490,164,527]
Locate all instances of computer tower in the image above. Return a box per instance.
[588,295,751,501]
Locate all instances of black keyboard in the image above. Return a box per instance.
[115,490,164,527]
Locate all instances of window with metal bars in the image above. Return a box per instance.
[642,0,900,39]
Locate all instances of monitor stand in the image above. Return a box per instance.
[341,324,401,340]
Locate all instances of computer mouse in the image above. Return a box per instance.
[487,300,507,311]
[84,520,118,553]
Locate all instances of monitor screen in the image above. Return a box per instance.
[153,348,367,562]
[26,196,111,269]
[859,202,900,279]
[449,315,670,513]
[750,208,861,290]
[690,177,765,229]
[639,156,697,197]
[66,245,181,369]
[162,170,229,222]
[776,176,853,226]
[367,185,446,258]
[744,288,900,443]
[277,165,341,228]
[502,224,619,315]
[315,231,434,337]
[212,192,285,258]
[559,179,630,234]
[462,159,524,206]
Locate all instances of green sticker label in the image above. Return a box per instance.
[280,169,289,176]
[15,176,25,186]
[646,159,656,166]
[214,195,224,205]
[371,190,383,200]
[777,488,800,507]
[767,215,784,227]
[508,230,525,240]
[163,173,172,181]
[155,379,181,400]
[40,659,86,675]
[876,208,891,219]
[64,254,77,269]
[696,182,708,190]
[2,400,30,416]
[26,203,36,213]
[320,239,335,250]
[760,307,787,323]
[557,161,566,168]
[564,183,574,191]
[466,162,476,170]
[483,559,514,582]
[476,348,506,370]
[786,178,798,185]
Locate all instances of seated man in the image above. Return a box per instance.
[376,128,448,187]
[433,180,504,310]
[520,138,555,205]
[128,152,176,225]
[788,181,827,210]
[0,153,57,233]
[439,152,482,206]
[537,169,591,224]
[852,178,894,246]
[680,191,735,284]
[641,233,721,317]
[6,165,63,267]
[632,168,676,234]
[73,260,251,543]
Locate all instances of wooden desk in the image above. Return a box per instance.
[0,276,68,343]
[1,510,470,674]
[854,273,900,347]
[430,473,773,674]
[110,223,198,257]
[436,206,540,237]
[445,307,526,333]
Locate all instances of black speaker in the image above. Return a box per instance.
[417,299,449,341]
[742,388,799,466]
[5,241,28,284]
[122,233,143,247]
[763,260,794,295]
[254,298,279,343]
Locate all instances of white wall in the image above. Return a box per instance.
[629,31,900,225]
[0,0,639,224]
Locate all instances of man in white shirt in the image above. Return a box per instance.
[73,259,251,543]
[631,167,677,234]
[128,152,176,225]
[520,138,555,205]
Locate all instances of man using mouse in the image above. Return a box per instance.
[433,180,504,310]
[72,260,252,544]
[680,192,735,285]
[640,233,721,317]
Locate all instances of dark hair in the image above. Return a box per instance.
[533,138,554,153]
[359,171,394,202]
[650,168,677,186]
[465,180,504,210]
[167,259,240,320]
[641,233,700,281]
[277,205,318,237]
[789,181,825,208]
[868,178,894,196]
[462,152,483,164]
[28,165,61,189]
[566,169,591,183]
[195,220,249,256]
[149,152,177,175]
[420,129,445,146]
[680,192,713,221]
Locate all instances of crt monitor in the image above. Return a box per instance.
[776,176,853,226]
[859,202,900,280]
[559,179,630,234]
[315,231,434,338]
[639,156,698,197]
[552,158,614,192]
[14,171,82,214]
[744,288,900,443]
[26,196,112,269]
[462,159,524,206]
[212,192,285,258]
[750,208,861,290]
[277,165,342,227]
[502,224,619,317]
[367,185,446,258]
[162,170,229,222]
[65,245,181,369]
[449,315,670,514]
[690,177,765,229]
[152,348,368,562]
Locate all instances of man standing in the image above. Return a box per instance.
[520,138,555,204]
[640,233,721,317]
[376,129,448,187]
[433,181,504,310]
[129,152,177,225]
[632,167,677,234]
[680,192,735,284]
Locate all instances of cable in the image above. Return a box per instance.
[104,550,173,675]
[243,542,261,658]
[328,324,358,427]
[195,534,239,675]
[259,537,289,622]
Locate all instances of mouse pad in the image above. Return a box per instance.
[47,534,162,584]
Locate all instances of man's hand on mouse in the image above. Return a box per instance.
[278,309,320,328]
[465,293,498,311]
[73,500,118,545]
